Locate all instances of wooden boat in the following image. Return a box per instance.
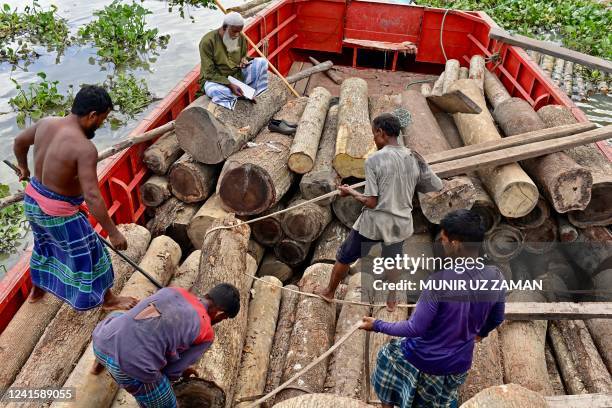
[0,0,609,333]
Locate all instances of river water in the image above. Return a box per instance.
[0,0,610,274]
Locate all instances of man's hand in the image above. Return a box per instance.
[109,230,128,251]
[338,184,353,197]
[229,83,244,97]
[359,316,376,331]
[239,57,251,68]
[182,367,199,378]
[16,165,30,182]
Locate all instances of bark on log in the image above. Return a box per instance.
[459,66,469,79]
[332,190,363,228]
[450,79,539,217]
[545,341,566,395]
[522,217,558,254]
[175,74,287,164]
[252,202,286,247]
[443,59,460,94]
[281,195,333,242]
[460,384,548,408]
[273,394,375,408]
[274,238,311,266]
[147,196,198,250]
[285,61,334,85]
[6,231,174,408]
[483,223,525,262]
[585,319,612,374]
[468,55,486,91]
[483,70,511,110]
[537,105,612,226]
[434,112,464,149]
[560,226,612,276]
[507,196,550,229]
[217,97,308,215]
[166,202,198,251]
[309,57,343,84]
[334,78,375,179]
[311,220,350,265]
[142,131,183,175]
[263,284,300,408]
[228,0,270,13]
[324,273,372,400]
[288,87,332,174]
[258,253,293,283]
[557,215,578,242]
[275,264,336,403]
[169,153,218,203]
[248,239,265,266]
[188,193,229,249]
[141,175,171,207]
[190,214,253,408]
[234,276,283,408]
[458,330,503,403]
[469,176,501,233]
[300,105,341,205]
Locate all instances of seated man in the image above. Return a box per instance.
[199,11,268,110]
[91,283,240,408]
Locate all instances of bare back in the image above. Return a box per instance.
[33,117,97,197]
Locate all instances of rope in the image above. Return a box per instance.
[245,321,362,408]
[440,8,450,62]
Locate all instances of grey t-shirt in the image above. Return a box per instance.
[354,145,443,243]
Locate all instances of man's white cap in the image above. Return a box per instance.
[223,11,244,27]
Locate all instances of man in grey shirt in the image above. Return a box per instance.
[316,113,443,309]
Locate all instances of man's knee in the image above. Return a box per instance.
[253,57,268,70]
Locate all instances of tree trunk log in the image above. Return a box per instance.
[263,284,300,408]
[557,215,578,242]
[188,193,229,249]
[309,56,343,84]
[324,273,372,400]
[169,153,218,203]
[147,196,198,250]
[332,193,363,229]
[252,202,287,247]
[548,321,588,394]
[281,195,333,243]
[228,0,270,13]
[522,217,558,254]
[585,319,612,374]
[141,175,171,207]
[248,239,265,266]
[142,131,183,175]
[469,176,500,233]
[432,72,445,96]
[217,98,308,215]
[443,59,460,94]
[560,226,612,276]
[274,394,375,408]
[258,253,293,283]
[175,74,288,164]
[459,66,469,79]
[234,276,283,408]
[507,196,550,229]
[288,87,332,174]
[450,79,539,218]
[190,214,254,408]
[274,238,311,266]
[275,264,336,403]
[545,341,566,395]
[334,78,375,179]
[286,61,334,85]
[483,70,511,110]
[300,105,341,205]
[483,223,525,262]
[468,55,485,91]
[311,220,350,265]
[460,384,548,408]
[6,232,175,408]
[434,112,464,149]
[458,330,503,403]
[166,202,198,252]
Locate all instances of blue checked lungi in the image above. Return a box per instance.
[204,57,268,110]
[94,345,177,408]
[372,339,467,408]
[24,177,113,311]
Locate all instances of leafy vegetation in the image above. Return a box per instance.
[77,1,170,68]
[0,183,26,259]
[163,0,215,21]
[0,2,71,68]
[106,72,156,128]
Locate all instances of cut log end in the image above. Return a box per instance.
[287,153,315,175]
[218,164,275,215]
[332,153,367,179]
[275,239,311,266]
[497,180,539,218]
[174,378,225,408]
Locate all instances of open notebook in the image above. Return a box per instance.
[228,76,256,100]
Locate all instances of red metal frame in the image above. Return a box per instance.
[0,0,603,333]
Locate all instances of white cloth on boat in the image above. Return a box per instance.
[223,11,244,27]
[204,57,268,110]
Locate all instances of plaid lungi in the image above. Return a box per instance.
[372,339,467,408]
[93,345,177,408]
[204,57,268,110]
[24,177,114,311]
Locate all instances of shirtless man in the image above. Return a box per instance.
[13,85,136,311]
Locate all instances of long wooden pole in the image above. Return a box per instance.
[214,0,300,97]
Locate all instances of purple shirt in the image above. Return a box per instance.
[93,287,214,383]
[373,265,505,375]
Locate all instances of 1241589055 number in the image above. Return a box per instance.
[1,387,76,402]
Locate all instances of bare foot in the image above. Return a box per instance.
[27,286,46,303]
[314,286,335,303]
[102,291,138,311]
[90,360,105,375]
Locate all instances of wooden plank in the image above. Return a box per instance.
[489,27,612,74]
[426,122,596,164]
[426,90,482,114]
[342,38,417,53]
[430,125,612,178]
[545,393,612,408]
[309,56,342,84]
[505,302,612,320]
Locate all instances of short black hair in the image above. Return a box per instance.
[207,283,240,318]
[71,85,113,116]
[372,113,401,137]
[440,209,486,244]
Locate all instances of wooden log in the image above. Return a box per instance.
[557,214,579,242]
[309,56,343,84]
[468,177,500,233]
[274,394,375,408]
[460,384,548,408]
[561,226,612,276]
[300,105,341,205]
[97,121,176,162]
[6,232,175,408]
[234,276,283,408]
[175,74,287,164]
[483,70,511,110]
[228,0,270,13]
[449,79,539,218]
[442,59,460,94]
[147,197,196,238]
[169,153,218,203]
[332,193,363,229]
[165,202,199,251]
[483,223,525,262]
[522,217,558,254]
[434,112,464,149]
[274,238,311,266]
[324,273,372,400]
[458,330,503,403]
[504,302,612,320]
[507,196,550,229]
[263,284,300,408]
[585,319,612,374]
[431,72,445,96]
[333,78,375,179]
[141,175,171,207]
[288,87,332,173]
[248,239,265,265]
[142,131,183,175]
[187,193,229,249]
[546,394,612,408]
[468,55,485,91]
[252,202,286,247]
[275,264,336,403]
[548,321,588,394]
[258,253,293,283]
[459,66,469,79]
[545,341,566,395]
[311,220,350,265]
[285,61,334,85]
[189,214,254,408]
[281,195,332,243]
[217,97,308,215]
